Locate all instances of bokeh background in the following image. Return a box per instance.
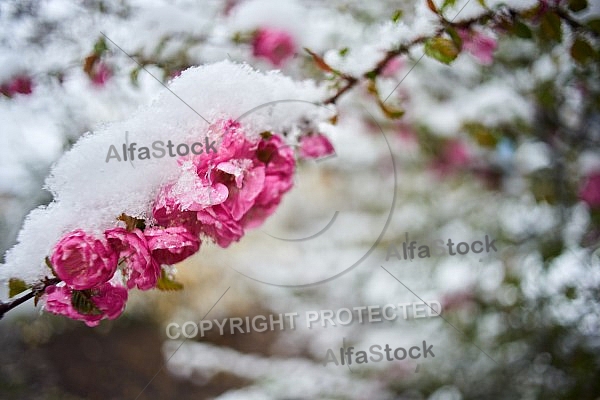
[1,0,599,399]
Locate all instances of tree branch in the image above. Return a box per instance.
[0,277,61,320]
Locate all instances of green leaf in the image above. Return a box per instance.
[568,0,587,12]
[512,20,533,39]
[564,286,577,300]
[338,47,349,57]
[71,290,102,315]
[540,12,563,43]
[379,103,405,119]
[365,70,377,80]
[156,270,183,291]
[8,278,29,298]
[464,122,499,148]
[130,67,141,86]
[45,257,58,277]
[446,26,463,49]
[442,0,457,11]
[391,9,403,23]
[587,18,600,35]
[570,37,595,65]
[93,37,108,55]
[424,37,459,64]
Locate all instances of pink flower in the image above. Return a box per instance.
[252,28,296,67]
[381,57,404,77]
[2,75,33,96]
[91,62,112,86]
[105,228,160,290]
[152,185,204,236]
[458,29,497,65]
[299,133,335,160]
[153,120,296,247]
[91,282,128,320]
[242,134,295,228]
[579,171,600,208]
[441,290,475,312]
[444,139,470,167]
[166,121,259,247]
[44,283,127,327]
[196,205,245,247]
[144,226,200,265]
[430,139,471,177]
[50,230,118,290]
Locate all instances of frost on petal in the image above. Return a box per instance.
[144,226,200,266]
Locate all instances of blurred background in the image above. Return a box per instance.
[1,0,599,399]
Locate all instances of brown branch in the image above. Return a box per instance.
[0,277,61,320]
[321,5,552,106]
[555,7,599,38]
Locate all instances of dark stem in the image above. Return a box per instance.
[0,277,61,320]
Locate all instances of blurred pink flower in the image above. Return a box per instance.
[91,62,112,86]
[381,56,404,77]
[459,29,497,65]
[579,171,600,208]
[50,230,117,290]
[2,75,33,96]
[105,227,160,290]
[144,226,200,265]
[252,28,296,67]
[444,139,471,167]
[430,139,472,177]
[299,133,335,160]
[44,283,127,327]
[441,290,475,312]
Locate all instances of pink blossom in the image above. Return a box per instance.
[105,227,160,290]
[193,125,294,243]
[579,171,600,208]
[381,57,404,77]
[152,120,296,247]
[152,184,204,236]
[430,139,471,177]
[459,29,497,66]
[441,290,475,312]
[44,283,127,327]
[252,28,296,67]
[91,282,128,320]
[144,226,200,265]
[196,206,245,247]
[299,133,335,160]
[1,75,33,96]
[91,62,112,86]
[50,229,118,290]
[444,139,470,167]
[242,134,295,228]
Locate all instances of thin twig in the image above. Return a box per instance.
[0,277,60,320]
